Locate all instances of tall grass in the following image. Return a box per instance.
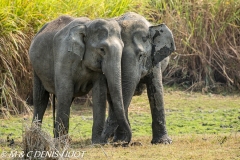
[0,0,146,117]
[150,0,240,92]
[0,0,239,116]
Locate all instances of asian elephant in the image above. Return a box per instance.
[29,15,131,144]
[102,12,175,144]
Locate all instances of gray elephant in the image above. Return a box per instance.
[29,15,131,144]
[102,12,175,144]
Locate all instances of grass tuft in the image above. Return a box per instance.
[23,119,71,159]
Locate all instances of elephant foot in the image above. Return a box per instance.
[113,129,127,142]
[92,137,103,145]
[102,119,132,144]
[151,134,172,144]
[101,119,119,143]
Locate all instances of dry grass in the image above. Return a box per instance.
[0,7,34,117]
[154,0,240,92]
[0,0,145,116]
[69,134,240,160]
[23,120,71,160]
[22,121,240,159]
[0,0,239,115]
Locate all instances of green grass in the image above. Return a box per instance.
[129,88,240,136]
[0,89,239,159]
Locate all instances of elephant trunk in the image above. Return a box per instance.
[101,42,132,143]
[122,66,139,114]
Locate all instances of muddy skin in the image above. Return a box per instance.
[145,72,172,144]
[102,12,175,145]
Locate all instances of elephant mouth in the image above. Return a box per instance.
[87,59,102,72]
[141,67,148,78]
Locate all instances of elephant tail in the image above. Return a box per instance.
[52,94,56,137]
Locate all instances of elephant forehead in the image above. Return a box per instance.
[88,19,120,32]
[87,22,121,41]
[120,20,148,33]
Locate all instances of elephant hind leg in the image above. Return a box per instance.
[32,72,49,124]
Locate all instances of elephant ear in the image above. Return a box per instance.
[67,25,86,60]
[149,24,175,66]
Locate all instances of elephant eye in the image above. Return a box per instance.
[138,52,145,61]
[98,47,106,56]
[100,47,105,52]
[142,36,148,42]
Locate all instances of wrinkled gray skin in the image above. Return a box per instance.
[29,15,131,144]
[102,12,175,144]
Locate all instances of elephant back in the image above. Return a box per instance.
[37,15,75,36]
[116,12,151,27]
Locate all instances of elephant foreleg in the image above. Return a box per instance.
[91,75,107,144]
[52,95,75,137]
[54,81,73,138]
[146,66,172,144]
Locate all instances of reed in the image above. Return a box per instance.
[0,0,239,116]
[150,0,240,92]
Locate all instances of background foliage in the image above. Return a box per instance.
[0,0,239,116]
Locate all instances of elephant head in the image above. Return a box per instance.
[118,20,175,100]
[54,19,131,142]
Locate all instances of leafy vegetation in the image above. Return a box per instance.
[0,0,147,116]
[159,0,240,92]
[0,0,239,115]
